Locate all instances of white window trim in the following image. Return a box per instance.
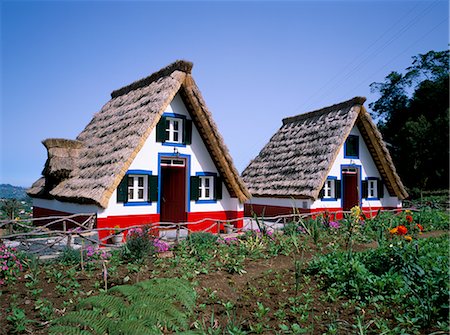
[323,179,335,199]
[368,179,378,199]
[165,117,183,144]
[128,175,148,202]
[199,176,214,200]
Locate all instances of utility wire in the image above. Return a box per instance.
[346,17,448,105]
[291,0,441,115]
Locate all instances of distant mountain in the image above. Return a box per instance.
[0,184,29,200]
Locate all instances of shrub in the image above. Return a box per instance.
[0,243,24,286]
[120,226,155,262]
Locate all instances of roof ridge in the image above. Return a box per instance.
[282,96,366,125]
[111,60,193,98]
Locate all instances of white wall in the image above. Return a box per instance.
[100,93,242,218]
[247,125,401,211]
[311,125,401,209]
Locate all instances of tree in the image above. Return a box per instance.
[369,50,449,193]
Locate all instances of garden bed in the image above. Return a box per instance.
[1,208,449,334]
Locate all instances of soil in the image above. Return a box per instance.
[0,230,448,334]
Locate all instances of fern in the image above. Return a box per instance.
[49,325,94,335]
[77,295,126,316]
[53,309,109,334]
[48,278,196,335]
[108,320,162,335]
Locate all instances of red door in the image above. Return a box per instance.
[160,166,186,222]
[342,170,359,211]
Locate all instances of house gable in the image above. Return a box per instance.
[242,97,407,201]
[28,61,250,208]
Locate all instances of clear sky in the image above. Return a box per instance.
[1,0,448,187]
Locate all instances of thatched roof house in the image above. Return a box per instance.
[29,60,250,235]
[242,97,407,216]
[29,60,250,207]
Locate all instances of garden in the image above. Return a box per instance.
[0,206,449,335]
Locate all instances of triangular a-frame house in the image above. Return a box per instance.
[28,61,250,239]
[242,97,407,217]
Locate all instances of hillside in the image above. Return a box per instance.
[0,184,30,200]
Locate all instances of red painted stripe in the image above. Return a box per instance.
[245,204,400,220]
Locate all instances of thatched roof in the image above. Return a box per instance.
[241,97,408,200]
[28,60,250,207]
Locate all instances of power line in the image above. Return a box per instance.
[290,0,442,115]
[346,17,448,104]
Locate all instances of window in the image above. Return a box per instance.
[165,117,182,143]
[128,175,147,201]
[344,135,359,158]
[190,173,222,202]
[117,170,158,205]
[199,176,214,200]
[362,178,383,199]
[368,179,377,198]
[320,177,341,200]
[156,114,192,146]
[323,179,334,198]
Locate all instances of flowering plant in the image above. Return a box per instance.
[85,245,111,261]
[153,239,170,253]
[0,244,24,286]
[110,225,121,235]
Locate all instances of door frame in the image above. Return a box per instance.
[157,153,191,216]
[340,164,362,210]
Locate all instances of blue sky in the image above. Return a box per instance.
[1,0,448,187]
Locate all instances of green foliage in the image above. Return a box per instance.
[59,246,82,265]
[370,50,449,191]
[307,235,450,329]
[186,232,218,262]
[49,278,196,335]
[7,306,29,334]
[120,226,155,262]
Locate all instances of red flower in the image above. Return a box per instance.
[406,215,413,223]
[416,224,424,232]
[397,225,408,235]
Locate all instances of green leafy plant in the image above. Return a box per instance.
[49,278,196,335]
[120,226,155,262]
[7,306,29,334]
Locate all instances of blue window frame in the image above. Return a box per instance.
[195,172,218,204]
[321,176,338,201]
[121,170,154,207]
[344,135,359,159]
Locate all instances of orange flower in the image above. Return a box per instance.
[389,227,398,235]
[404,235,412,242]
[405,215,413,223]
[416,224,424,232]
[397,225,408,235]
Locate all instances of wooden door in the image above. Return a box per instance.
[342,170,359,211]
[160,166,186,222]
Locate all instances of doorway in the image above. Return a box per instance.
[160,158,187,223]
[342,167,360,211]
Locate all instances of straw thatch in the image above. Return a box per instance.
[241,97,408,200]
[28,60,250,207]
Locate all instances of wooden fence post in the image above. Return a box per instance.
[176,224,180,243]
